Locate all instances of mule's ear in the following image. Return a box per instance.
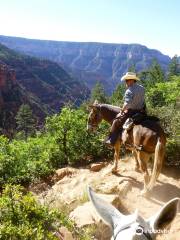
[94,100,99,104]
[87,186,123,229]
[88,99,99,107]
[88,101,98,109]
[148,198,179,231]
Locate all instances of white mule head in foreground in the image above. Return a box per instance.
[87,187,179,240]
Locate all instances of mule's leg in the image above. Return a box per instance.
[132,150,140,172]
[111,142,120,173]
[136,151,151,195]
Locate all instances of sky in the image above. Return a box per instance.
[0,0,179,57]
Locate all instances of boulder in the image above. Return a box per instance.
[90,162,105,172]
[96,180,132,195]
[69,193,120,228]
[55,226,74,240]
[53,168,76,182]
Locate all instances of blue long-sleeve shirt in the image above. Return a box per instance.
[124,83,145,110]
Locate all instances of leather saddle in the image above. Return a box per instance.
[123,113,159,131]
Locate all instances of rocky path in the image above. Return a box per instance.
[33,157,180,240]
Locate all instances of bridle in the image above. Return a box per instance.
[89,105,102,129]
[113,224,153,240]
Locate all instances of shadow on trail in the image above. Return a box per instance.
[162,165,180,180]
[148,182,180,212]
[113,172,143,189]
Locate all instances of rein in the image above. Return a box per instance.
[113,224,153,240]
[91,105,102,128]
[97,104,119,124]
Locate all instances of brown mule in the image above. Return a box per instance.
[87,100,166,195]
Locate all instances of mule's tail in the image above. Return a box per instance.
[147,137,166,191]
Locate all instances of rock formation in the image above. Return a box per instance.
[0,35,171,93]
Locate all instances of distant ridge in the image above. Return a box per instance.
[0,35,171,93]
[0,43,89,134]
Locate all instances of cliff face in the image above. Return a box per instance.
[0,64,15,88]
[0,36,171,93]
[0,64,15,106]
[0,43,89,108]
[0,43,90,135]
[0,63,24,135]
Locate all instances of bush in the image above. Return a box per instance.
[0,135,57,185]
[0,184,93,240]
[0,107,111,185]
[0,184,64,240]
[146,76,180,107]
[166,139,180,167]
[46,107,111,165]
[148,106,180,166]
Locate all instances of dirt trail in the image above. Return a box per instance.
[34,157,180,240]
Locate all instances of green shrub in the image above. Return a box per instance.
[46,107,111,165]
[0,135,56,185]
[0,136,15,184]
[166,139,180,166]
[0,107,111,185]
[0,184,62,240]
[146,76,180,107]
[148,106,180,166]
[0,184,93,240]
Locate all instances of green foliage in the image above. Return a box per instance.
[0,135,56,185]
[0,184,91,240]
[146,75,180,166]
[0,184,62,240]
[168,55,180,78]
[110,83,125,105]
[166,139,180,166]
[90,82,108,103]
[46,107,111,165]
[146,76,180,107]
[15,104,36,139]
[148,106,180,166]
[140,59,165,88]
[128,64,136,72]
[0,107,111,185]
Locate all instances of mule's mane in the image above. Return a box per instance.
[99,104,121,114]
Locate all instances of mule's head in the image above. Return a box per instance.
[88,187,179,240]
[87,100,103,132]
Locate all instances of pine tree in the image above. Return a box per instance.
[139,60,165,88]
[150,60,165,83]
[15,104,36,139]
[90,82,108,103]
[110,84,125,105]
[168,55,180,78]
[128,64,136,72]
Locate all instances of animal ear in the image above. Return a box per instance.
[87,186,123,229]
[88,100,98,109]
[94,100,99,105]
[148,198,179,231]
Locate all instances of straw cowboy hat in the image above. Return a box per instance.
[121,72,140,81]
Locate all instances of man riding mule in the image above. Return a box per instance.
[87,72,166,196]
[105,72,146,146]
